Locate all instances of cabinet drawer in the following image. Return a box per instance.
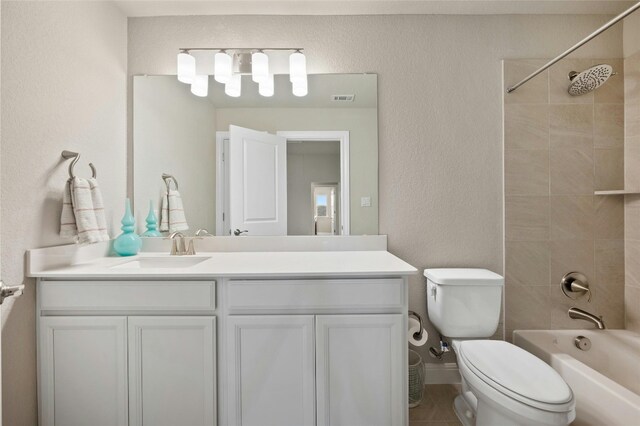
[227,278,404,314]
[39,281,216,314]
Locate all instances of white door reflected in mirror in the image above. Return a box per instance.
[228,125,288,236]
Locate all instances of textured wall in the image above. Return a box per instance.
[0,2,127,424]
[504,58,626,338]
[624,12,640,332]
[128,14,622,362]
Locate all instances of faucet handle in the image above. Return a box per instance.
[561,271,592,302]
[186,237,203,255]
[165,232,186,255]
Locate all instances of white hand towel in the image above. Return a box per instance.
[60,180,77,239]
[87,177,110,242]
[159,189,189,232]
[60,177,110,244]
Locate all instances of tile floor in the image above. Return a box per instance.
[409,384,463,426]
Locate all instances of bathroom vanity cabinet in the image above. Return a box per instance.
[224,278,405,426]
[31,246,415,426]
[37,280,217,426]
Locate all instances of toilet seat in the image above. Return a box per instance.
[457,340,575,413]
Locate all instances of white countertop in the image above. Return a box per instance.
[29,251,417,279]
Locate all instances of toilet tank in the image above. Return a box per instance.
[425,268,504,338]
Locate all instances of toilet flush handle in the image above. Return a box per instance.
[428,282,437,297]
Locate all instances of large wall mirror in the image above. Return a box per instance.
[133,74,378,236]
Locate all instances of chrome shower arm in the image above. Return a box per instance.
[506,1,640,94]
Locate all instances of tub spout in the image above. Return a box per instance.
[568,307,606,329]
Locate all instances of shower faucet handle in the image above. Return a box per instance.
[561,271,592,302]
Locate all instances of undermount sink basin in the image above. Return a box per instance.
[111,256,210,269]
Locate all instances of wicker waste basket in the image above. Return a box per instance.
[408,349,425,407]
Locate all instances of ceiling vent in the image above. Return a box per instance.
[331,94,355,102]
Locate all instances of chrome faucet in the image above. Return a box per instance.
[195,229,213,237]
[168,231,187,255]
[568,307,606,329]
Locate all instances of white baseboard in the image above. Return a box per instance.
[424,362,461,384]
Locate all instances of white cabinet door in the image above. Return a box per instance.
[128,317,216,426]
[39,316,128,426]
[316,314,405,426]
[226,315,315,426]
[229,125,287,236]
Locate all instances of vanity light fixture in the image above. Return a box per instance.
[177,51,196,84]
[289,51,307,83]
[251,51,269,83]
[289,50,308,97]
[225,74,242,97]
[176,48,307,97]
[214,51,233,84]
[292,75,308,97]
[258,74,275,97]
[191,74,208,97]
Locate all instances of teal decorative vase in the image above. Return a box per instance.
[113,198,142,256]
[141,200,162,237]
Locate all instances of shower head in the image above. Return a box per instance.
[567,64,614,96]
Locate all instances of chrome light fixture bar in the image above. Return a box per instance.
[176,48,307,98]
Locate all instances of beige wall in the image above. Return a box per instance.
[128,14,622,362]
[216,107,378,234]
[133,75,217,233]
[1,2,127,424]
[624,12,640,332]
[623,11,640,58]
[504,58,625,338]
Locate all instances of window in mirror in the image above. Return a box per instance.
[316,195,328,217]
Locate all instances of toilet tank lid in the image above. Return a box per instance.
[424,268,504,286]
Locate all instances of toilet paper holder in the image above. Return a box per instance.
[408,311,424,340]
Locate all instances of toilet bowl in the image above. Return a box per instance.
[453,340,575,426]
[425,268,576,426]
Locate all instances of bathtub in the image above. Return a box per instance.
[513,329,640,426]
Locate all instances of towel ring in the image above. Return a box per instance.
[62,150,97,179]
[162,173,179,192]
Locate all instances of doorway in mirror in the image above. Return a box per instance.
[312,183,339,235]
[215,127,349,236]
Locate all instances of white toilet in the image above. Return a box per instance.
[425,268,576,426]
